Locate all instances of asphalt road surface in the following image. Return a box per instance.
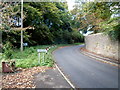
[53,45,118,88]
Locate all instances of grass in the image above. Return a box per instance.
[0,53,2,71]
[12,45,57,68]
[0,43,83,69]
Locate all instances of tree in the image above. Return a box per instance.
[1,2,84,49]
[71,1,120,41]
[0,2,20,31]
[1,2,31,49]
[23,2,80,45]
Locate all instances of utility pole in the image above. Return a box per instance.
[21,0,23,51]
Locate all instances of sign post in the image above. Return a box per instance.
[43,53,44,63]
[38,52,40,65]
[21,0,23,52]
[37,49,47,65]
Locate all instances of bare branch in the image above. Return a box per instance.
[2,26,35,32]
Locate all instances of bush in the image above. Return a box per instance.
[71,30,84,43]
[53,29,84,44]
[11,45,56,68]
[108,24,120,41]
[3,42,13,59]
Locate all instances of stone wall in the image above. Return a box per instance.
[85,33,119,60]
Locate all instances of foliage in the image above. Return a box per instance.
[71,1,120,41]
[3,30,30,48]
[2,2,84,49]
[1,2,84,61]
[11,45,55,68]
[107,23,120,41]
[3,42,13,59]
[0,2,21,30]
[8,44,82,68]
[22,2,84,45]
[71,30,84,43]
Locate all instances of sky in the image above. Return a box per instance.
[66,0,75,10]
[66,0,98,11]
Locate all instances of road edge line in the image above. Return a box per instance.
[81,50,118,67]
[55,64,76,89]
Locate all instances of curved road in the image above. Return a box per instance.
[53,45,118,88]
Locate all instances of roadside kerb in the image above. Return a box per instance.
[80,48,118,67]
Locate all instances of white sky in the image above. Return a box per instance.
[66,0,96,11]
[66,0,75,10]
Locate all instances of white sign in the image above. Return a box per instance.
[37,49,47,65]
[23,43,28,46]
[37,49,47,53]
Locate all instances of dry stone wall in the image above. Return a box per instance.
[85,33,119,60]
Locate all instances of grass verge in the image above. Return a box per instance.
[0,43,83,69]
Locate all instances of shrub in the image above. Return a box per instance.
[3,41,13,59]
[71,30,84,43]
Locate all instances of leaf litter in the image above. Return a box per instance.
[2,66,53,88]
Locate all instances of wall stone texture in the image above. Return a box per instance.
[85,33,119,60]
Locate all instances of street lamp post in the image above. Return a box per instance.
[21,0,23,51]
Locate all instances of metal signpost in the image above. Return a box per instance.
[37,49,47,65]
[21,0,23,52]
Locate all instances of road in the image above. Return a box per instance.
[53,45,118,88]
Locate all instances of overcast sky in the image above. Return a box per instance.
[66,0,75,10]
